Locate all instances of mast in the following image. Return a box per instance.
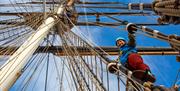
[0,4,65,91]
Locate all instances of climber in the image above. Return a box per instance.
[108,23,156,83]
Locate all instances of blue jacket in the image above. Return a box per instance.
[118,34,137,65]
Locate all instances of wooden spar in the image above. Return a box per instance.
[15,1,145,5]
[0,5,64,91]
[75,4,152,11]
[0,12,153,16]
[54,47,180,56]
[0,12,44,16]
[77,1,122,4]
[76,22,166,26]
[77,12,152,16]
[0,3,152,11]
[0,4,50,7]
[0,3,59,7]
[16,1,123,4]
[0,21,167,26]
[0,46,178,56]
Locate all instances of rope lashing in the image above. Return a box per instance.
[153,30,159,38]
[128,3,132,10]
[152,0,180,24]
[140,3,144,11]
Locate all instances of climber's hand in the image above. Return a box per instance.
[126,23,137,34]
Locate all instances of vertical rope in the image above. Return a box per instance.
[173,69,180,86]
[59,60,65,91]
[44,53,49,91]
[126,71,132,91]
[117,72,120,91]
[95,55,98,91]
[91,56,94,91]
[106,65,109,91]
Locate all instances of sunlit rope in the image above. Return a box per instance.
[20,38,54,90]
[15,54,45,90]
[0,19,61,85]
[53,56,64,91]
[51,26,86,91]
[46,11,143,90]
[0,14,45,47]
[1,14,61,68]
[28,54,49,91]
[85,8,180,47]
[59,20,108,90]
[53,42,78,91]
[0,0,72,90]
[60,27,98,90]
[17,53,48,90]
[62,12,149,90]
[58,24,88,90]
[81,0,91,40]
[63,15,111,63]
[52,33,92,90]
[60,41,88,90]
[64,13,112,58]
[59,18,148,90]
[173,69,180,86]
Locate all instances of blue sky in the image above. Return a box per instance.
[76,0,180,88]
[74,24,180,87]
[0,0,179,90]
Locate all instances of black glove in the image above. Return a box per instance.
[126,23,137,34]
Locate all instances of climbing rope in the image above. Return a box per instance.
[58,13,150,91]
[86,8,180,50]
